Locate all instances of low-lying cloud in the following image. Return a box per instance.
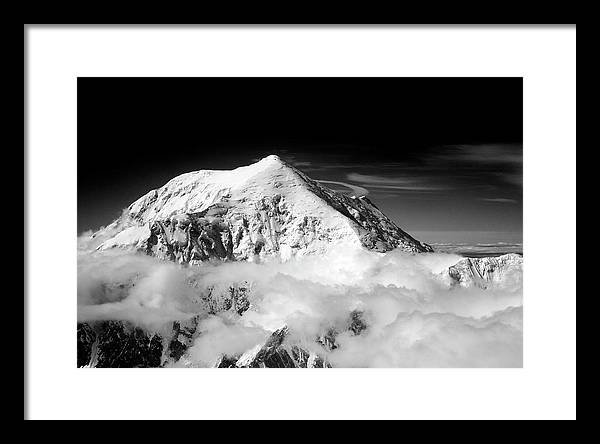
[78,245,523,367]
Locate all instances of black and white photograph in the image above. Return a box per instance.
[25,25,576,420]
[76,77,524,368]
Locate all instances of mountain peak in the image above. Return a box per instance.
[249,154,295,174]
[94,157,433,260]
[258,154,284,165]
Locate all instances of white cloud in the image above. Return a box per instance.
[77,244,523,367]
[317,180,369,197]
[481,198,518,204]
[186,315,269,366]
[347,173,447,191]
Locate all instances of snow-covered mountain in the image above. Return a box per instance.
[90,155,432,261]
[445,253,523,289]
[77,155,523,369]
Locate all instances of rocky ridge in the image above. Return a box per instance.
[446,253,523,289]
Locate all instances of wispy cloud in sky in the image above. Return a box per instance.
[347,173,448,192]
[480,198,518,204]
[430,144,523,188]
[440,144,523,165]
[317,180,369,197]
[337,144,523,198]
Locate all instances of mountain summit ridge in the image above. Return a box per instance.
[90,155,433,262]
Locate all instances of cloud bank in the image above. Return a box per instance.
[77,245,523,367]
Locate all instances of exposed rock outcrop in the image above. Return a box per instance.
[446,253,523,289]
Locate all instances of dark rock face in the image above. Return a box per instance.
[290,346,311,367]
[216,355,239,368]
[77,323,97,367]
[291,346,329,368]
[229,327,332,368]
[77,303,368,368]
[318,327,339,351]
[77,283,251,368]
[247,327,297,368]
[144,209,235,264]
[77,318,200,368]
[196,282,252,315]
[91,321,163,368]
[167,317,200,361]
[138,195,297,264]
[314,311,367,354]
[348,310,368,336]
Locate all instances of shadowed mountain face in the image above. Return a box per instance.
[86,155,432,263]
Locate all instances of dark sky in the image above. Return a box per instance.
[78,78,522,242]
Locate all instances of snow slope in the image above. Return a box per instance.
[91,155,432,263]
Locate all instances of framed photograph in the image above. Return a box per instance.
[25,24,576,420]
